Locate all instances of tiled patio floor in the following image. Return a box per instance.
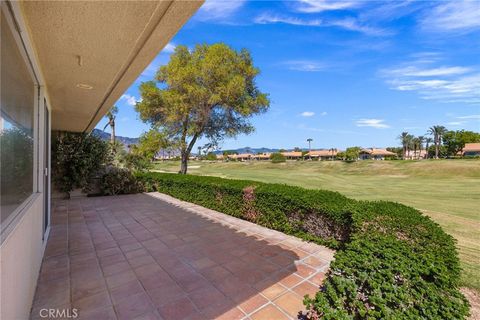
[31,193,334,320]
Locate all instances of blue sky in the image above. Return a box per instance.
[96,0,480,150]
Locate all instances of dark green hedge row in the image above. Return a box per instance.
[136,172,469,319]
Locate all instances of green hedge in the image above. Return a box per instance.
[136,172,469,319]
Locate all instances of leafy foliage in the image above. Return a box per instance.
[52,132,110,193]
[443,130,480,156]
[100,167,144,196]
[0,127,34,204]
[270,152,286,163]
[135,43,270,173]
[136,172,469,319]
[345,147,361,161]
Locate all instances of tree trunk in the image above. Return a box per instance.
[110,122,115,144]
[178,134,199,175]
[180,153,188,174]
[435,139,439,159]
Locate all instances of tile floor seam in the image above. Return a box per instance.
[78,203,119,320]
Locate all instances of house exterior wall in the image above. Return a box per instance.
[0,195,46,320]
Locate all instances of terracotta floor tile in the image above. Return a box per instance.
[292,281,319,298]
[78,305,117,320]
[114,292,155,320]
[273,291,306,318]
[190,257,216,270]
[201,304,245,320]
[72,290,112,311]
[188,285,230,311]
[157,296,198,320]
[294,263,316,278]
[259,283,287,300]
[129,255,157,268]
[303,256,327,268]
[105,270,138,289]
[71,278,107,301]
[109,280,145,305]
[251,304,289,320]
[309,272,327,286]
[279,273,303,289]
[238,293,269,315]
[147,282,186,307]
[102,261,132,277]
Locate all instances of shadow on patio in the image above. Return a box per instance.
[30,193,333,320]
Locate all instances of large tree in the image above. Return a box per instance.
[134,129,169,161]
[443,130,480,156]
[428,125,447,159]
[103,105,118,144]
[135,43,269,173]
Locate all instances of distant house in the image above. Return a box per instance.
[405,150,427,160]
[228,153,253,161]
[307,149,339,160]
[253,153,271,160]
[359,148,396,160]
[281,151,303,160]
[462,143,480,156]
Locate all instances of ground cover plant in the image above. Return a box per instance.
[137,171,470,319]
[152,159,480,291]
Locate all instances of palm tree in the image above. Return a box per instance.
[398,132,410,159]
[425,137,433,159]
[103,105,118,144]
[412,137,420,160]
[307,138,313,155]
[417,135,425,159]
[428,125,447,159]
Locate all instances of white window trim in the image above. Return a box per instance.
[1,1,51,244]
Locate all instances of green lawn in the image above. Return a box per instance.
[152,159,480,291]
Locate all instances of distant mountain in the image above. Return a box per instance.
[92,129,139,146]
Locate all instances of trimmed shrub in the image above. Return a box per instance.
[270,152,286,163]
[101,167,143,195]
[136,172,469,319]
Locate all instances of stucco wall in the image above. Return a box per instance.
[0,195,45,320]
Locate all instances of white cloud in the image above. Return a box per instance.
[196,0,246,21]
[283,60,326,72]
[421,0,480,33]
[293,0,360,13]
[163,42,176,53]
[457,114,480,120]
[300,111,315,117]
[120,94,140,106]
[356,119,390,129]
[329,18,391,36]
[254,14,322,26]
[320,111,328,116]
[382,59,480,104]
[388,66,471,77]
[255,13,388,36]
[446,121,465,126]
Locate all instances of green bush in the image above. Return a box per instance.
[270,152,286,163]
[136,172,469,319]
[52,131,110,193]
[101,167,144,195]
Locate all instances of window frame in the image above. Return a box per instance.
[0,2,42,242]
